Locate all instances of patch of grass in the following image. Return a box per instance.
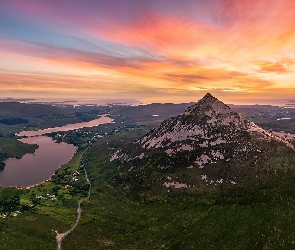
[24,216,38,222]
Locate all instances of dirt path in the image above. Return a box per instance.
[56,147,92,250]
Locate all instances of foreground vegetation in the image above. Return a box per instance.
[1,128,295,249]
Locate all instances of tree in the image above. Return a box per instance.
[0,161,5,171]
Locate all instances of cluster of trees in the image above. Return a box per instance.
[0,153,9,171]
[50,131,97,150]
[0,118,28,125]
[0,162,5,171]
[68,183,89,197]
[0,194,20,212]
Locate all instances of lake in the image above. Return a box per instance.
[0,115,113,187]
[0,136,77,187]
[17,114,113,137]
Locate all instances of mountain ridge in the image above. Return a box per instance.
[110,93,295,196]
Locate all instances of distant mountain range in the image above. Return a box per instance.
[110,93,295,196]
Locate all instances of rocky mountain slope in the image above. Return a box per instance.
[110,93,295,196]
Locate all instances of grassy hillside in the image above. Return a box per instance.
[63,130,295,249]
[2,129,295,249]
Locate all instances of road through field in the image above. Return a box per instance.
[56,147,92,250]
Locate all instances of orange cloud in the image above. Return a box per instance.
[256,61,293,74]
[2,0,295,103]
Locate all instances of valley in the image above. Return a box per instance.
[0,97,295,249]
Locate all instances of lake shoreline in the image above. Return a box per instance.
[0,136,77,187]
[16,114,113,137]
[0,149,78,189]
[0,115,114,188]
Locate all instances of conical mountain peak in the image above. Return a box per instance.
[185,93,230,116]
[201,93,216,101]
[110,94,295,195]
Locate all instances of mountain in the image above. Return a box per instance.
[110,93,295,196]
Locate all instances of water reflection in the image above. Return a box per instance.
[0,115,114,187]
[17,115,113,137]
[0,136,77,187]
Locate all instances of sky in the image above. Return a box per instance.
[1,0,295,104]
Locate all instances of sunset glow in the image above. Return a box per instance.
[1,0,295,104]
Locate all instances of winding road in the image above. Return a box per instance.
[56,147,92,250]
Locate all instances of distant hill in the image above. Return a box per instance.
[0,102,64,119]
[0,102,110,134]
[110,93,295,197]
